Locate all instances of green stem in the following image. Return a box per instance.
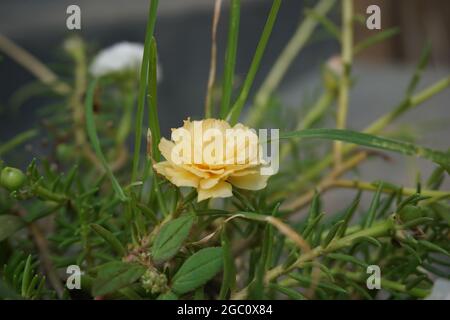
[0,130,38,157]
[34,185,68,203]
[280,90,334,161]
[116,89,136,147]
[334,0,353,165]
[131,0,159,182]
[280,75,450,198]
[247,0,336,127]
[220,0,240,118]
[365,76,450,135]
[341,271,429,298]
[332,179,450,200]
[232,219,394,299]
[226,0,282,125]
[279,128,450,166]
[85,80,128,202]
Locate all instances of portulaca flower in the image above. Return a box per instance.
[89,42,162,81]
[153,118,273,202]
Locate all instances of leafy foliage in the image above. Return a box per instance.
[0,0,449,300]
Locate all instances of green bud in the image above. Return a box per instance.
[141,268,167,294]
[398,205,424,222]
[56,143,75,162]
[322,56,343,94]
[0,167,26,191]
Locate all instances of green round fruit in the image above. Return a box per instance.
[56,143,75,162]
[0,167,26,191]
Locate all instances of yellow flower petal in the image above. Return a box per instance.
[158,138,175,162]
[153,161,200,188]
[228,171,269,190]
[198,181,232,202]
[155,118,275,201]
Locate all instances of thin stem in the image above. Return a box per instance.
[232,219,394,299]
[65,37,103,172]
[281,75,450,203]
[280,90,334,161]
[0,129,38,157]
[132,0,159,183]
[281,151,368,212]
[220,0,240,118]
[34,185,68,203]
[331,179,450,199]
[116,89,136,147]
[226,0,282,125]
[334,0,353,167]
[16,207,65,299]
[0,33,71,95]
[205,0,223,118]
[247,0,336,127]
[365,76,450,135]
[341,271,429,298]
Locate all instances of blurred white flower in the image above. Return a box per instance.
[89,42,162,81]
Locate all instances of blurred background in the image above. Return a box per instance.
[0,0,449,210]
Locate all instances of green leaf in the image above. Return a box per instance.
[171,247,223,295]
[151,215,194,263]
[219,227,236,299]
[427,166,445,190]
[289,273,347,294]
[354,236,382,248]
[92,261,146,296]
[269,283,305,300]
[247,0,336,127]
[85,79,127,202]
[402,243,422,264]
[132,0,159,181]
[405,275,429,291]
[323,220,344,248]
[147,38,162,161]
[304,8,340,40]
[306,190,321,225]
[90,224,126,256]
[0,129,37,157]
[327,253,368,268]
[0,215,25,241]
[364,183,383,228]
[279,129,450,166]
[337,191,361,237]
[354,28,399,55]
[406,42,432,96]
[21,255,32,297]
[220,0,240,118]
[303,213,325,239]
[401,217,433,229]
[226,0,282,124]
[418,240,449,256]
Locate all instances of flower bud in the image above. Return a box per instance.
[56,143,75,162]
[141,269,167,295]
[322,55,343,94]
[0,167,26,191]
[398,205,424,222]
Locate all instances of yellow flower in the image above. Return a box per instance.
[153,118,272,202]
